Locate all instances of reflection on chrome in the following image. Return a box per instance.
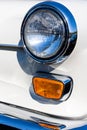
[21,1,77,64]
[0,101,87,129]
[0,1,77,65]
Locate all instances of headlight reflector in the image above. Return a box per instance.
[21,1,77,64]
[24,9,65,59]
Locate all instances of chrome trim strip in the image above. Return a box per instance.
[0,114,66,130]
[0,101,87,122]
[1,114,61,130]
[0,44,23,51]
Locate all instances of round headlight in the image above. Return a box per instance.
[21,1,77,64]
[24,9,65,59]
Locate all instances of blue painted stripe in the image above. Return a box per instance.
[0,114,48,130]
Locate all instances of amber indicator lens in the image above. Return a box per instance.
[39,123,60,130]
[33,77,64,100]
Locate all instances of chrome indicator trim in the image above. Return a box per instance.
[30,72,73,104]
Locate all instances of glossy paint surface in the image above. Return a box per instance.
[0,0,87,129]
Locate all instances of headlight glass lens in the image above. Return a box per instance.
[24,9,65,59]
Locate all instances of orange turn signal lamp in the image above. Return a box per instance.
[39,123,60,130]
[33,77,64,100]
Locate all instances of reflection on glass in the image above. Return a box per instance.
[24,9,65,59]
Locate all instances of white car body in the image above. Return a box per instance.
[0,0,87,129]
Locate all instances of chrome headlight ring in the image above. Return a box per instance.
[21,1,77,64]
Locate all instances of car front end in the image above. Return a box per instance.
[0,0,87,129]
